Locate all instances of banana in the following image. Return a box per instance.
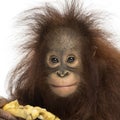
[3,100,60,120]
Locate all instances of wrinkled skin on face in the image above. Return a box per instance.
[45,27,83,97]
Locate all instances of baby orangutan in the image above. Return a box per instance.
[0,0,120,120]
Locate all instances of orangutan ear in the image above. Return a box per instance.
[92,46,98,57]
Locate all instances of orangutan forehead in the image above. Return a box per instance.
[46,27,81,50]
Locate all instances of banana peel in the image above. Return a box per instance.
[3,100,60,120]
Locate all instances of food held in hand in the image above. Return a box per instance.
[3,100,60,120]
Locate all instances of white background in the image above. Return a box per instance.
[0,0,120,98]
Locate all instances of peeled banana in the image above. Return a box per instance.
[3,100,60,120]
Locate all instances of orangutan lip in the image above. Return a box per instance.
[50,83,77,88]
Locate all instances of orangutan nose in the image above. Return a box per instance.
[56,70,69,77]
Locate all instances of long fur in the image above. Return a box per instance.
[7,1,120,120]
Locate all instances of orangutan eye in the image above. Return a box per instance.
[67,56,75,63]
[50,56,59,63]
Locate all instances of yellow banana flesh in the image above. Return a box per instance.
[3,100,60,120]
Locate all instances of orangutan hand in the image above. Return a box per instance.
[0,96,18,120]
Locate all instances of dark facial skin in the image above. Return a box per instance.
[45,27,82,97]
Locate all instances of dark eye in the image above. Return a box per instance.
[67,56,75,63]
[50,56,59,63]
